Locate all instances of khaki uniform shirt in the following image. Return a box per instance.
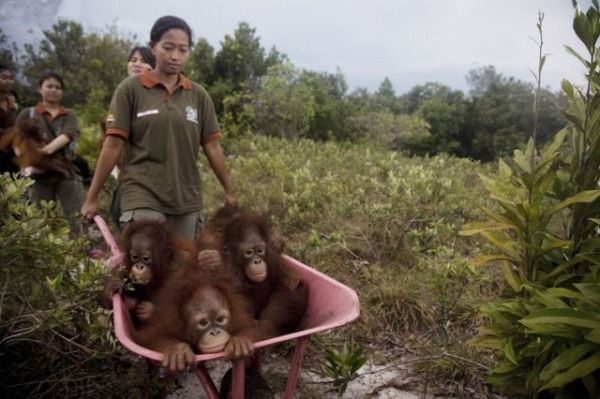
[16,103,79,160]
[105,71,220,215]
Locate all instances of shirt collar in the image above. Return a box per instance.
[34,102,68,118]
[138,71,192,91]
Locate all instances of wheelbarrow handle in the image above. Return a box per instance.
[93,215,123,268]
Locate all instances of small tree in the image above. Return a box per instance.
[462,2,600,397]
[250,62,315,139]
[187,37,216,87]
[20,20,132,108]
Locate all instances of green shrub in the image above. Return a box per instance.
[201,132,493,360]
[322,341,367,396]
[0,175,168,398]
[462,3,600,397]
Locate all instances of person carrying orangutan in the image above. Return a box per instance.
[13,72,85,233]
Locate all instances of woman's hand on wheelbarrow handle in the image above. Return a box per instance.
[81,197,98,221]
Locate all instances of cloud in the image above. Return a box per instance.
[2,0,588,93]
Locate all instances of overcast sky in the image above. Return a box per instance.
[1,0,591,94]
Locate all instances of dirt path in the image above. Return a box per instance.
[167,354,422,399]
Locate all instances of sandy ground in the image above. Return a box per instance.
[166,353,422,399]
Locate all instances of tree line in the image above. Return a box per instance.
[0,20,566,161]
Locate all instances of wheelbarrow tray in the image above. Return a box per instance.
[93,215,360,398]
[112,254,360,361]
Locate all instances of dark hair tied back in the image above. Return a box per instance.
[150,15,192,47]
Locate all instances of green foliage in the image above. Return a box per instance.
[251,62,316,138]
[373,77,402,113]
[75,85,109,126]
[322,342,367,396]
[1,16,567,162]
[462,3,600,396]
[221,88,256,139]
[0,175,167,398]
[75,123,103,168]
[349,111,432,152]
[300,69,350,141]
[415,85,466,155]
[187,37,215,86]
[20,20,132,107]
[195,23,286,115]
[214,22,282,92]
[202,134,494,391]
[465,66,565,161]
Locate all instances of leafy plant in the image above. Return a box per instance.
[322,341,368,396]
[0,175,169,398]
[462,2,600,397]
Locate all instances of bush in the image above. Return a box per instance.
[202,132,493,343]
[0,175,168,398]
[463,4,600,397]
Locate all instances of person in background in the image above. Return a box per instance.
[81,16,236,240]
[127,46,155,76]
[107,46,156,227]
[0,64,20,174]
[15,72,84,231]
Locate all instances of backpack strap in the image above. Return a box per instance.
[30,106,65,140]
[28,106,74,162]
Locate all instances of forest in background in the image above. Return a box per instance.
[0,18,566,162]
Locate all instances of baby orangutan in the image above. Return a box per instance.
[222,210,308,341]
[0,119,72,177]
[101,220,196,323]
[197,204,285,270]
[184,286,233,354]
[133,266,255,373]
[196,204,242,269]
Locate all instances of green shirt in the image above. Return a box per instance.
[105,71,220,215]
[16,103,79,160]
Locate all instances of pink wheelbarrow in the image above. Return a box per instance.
[93,215,360,399]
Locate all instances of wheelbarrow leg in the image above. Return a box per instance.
[193,362,220,399]
[231,359,246,399]
[284,336,309,399]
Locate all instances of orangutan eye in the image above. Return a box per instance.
[142,255,151,264]
[256,247,265,256]
[198,318,209,329]
[130,254,139,262]
[244,249,253,258]
[216,315,227,325]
